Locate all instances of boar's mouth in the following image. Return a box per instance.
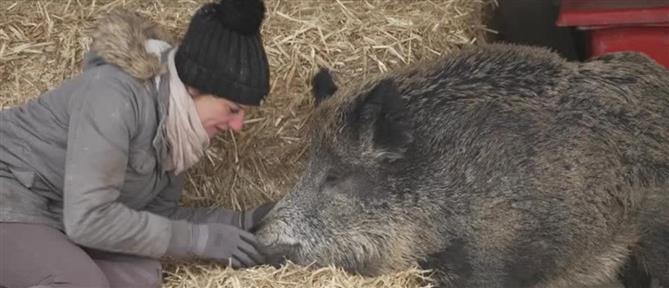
[256,235,387,277]
[257,241,302,268]
[258,241,378,276]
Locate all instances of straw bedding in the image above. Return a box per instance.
[0,0,495,286]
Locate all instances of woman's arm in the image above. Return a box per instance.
[62,69,173,258]
[143,174,244,227]
[144,173,275,231]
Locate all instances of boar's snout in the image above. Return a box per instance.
[257,242,300,268]
[253,218,302,268]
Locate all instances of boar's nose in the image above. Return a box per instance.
[250,219,267,234]
[257,242,300,268]
[249,210,279,234]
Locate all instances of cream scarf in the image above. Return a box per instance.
[146,39,210,175]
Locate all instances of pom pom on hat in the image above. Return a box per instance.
[214,0,266,35]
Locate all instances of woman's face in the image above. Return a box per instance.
[188,87,246,138]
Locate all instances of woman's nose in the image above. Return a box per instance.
[227,110,245,132]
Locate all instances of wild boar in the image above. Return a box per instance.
[255,43,669,288]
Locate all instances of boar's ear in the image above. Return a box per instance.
[354,78,413,160]
[311,68,338,107]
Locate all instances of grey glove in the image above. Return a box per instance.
[165,220,265,268]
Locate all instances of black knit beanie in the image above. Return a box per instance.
[175,0,269,106]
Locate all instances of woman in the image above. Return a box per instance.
[0,0,274,287]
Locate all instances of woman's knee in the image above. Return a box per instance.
[101,260,162,288]
[36,269,110,288]
[87,249,162,288]
[0,223,110,288]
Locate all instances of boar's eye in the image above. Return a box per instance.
[324,174,339,184]
[323,169,348,187]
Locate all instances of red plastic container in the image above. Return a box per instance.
[556,0,669,68]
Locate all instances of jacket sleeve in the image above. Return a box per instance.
[143,173,241,226]
[63,69,173,258]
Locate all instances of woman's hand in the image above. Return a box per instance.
[166,221,266,268]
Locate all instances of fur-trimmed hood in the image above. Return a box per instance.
[86,9,176,80]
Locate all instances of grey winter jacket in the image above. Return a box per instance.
[0,11,232,258]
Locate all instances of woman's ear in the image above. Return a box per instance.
[186,86,201,98]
